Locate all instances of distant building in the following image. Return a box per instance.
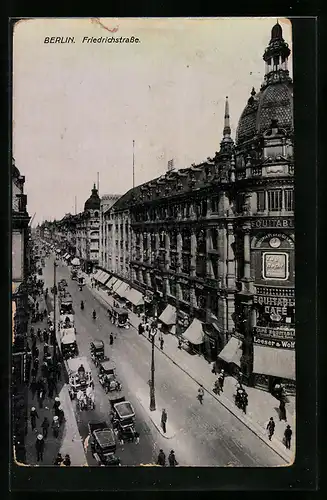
[75,184,101,273]
[99,194,121,270]
[12,157,31,463]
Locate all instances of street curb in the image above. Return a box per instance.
[135,392,175,440]
[87,282,293,463]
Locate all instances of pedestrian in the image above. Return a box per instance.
[284,425,292,449]
[33,358,39,376]
[53,397,61,412]
[30,378,37,397]
[211,362,217,374]
[43,330,49,344]
[197,386,204,404]
[160,337,164,350]
[109,333,114,345]
[178,338,182,349]
[43,342,49,357]
[218,369,225,391]
[52,416,60,438]
[54,452,63,465]
[161,408,167,434]
[266,417,275,440]
[157,449,166,466]
[30,407,39,430]
[134,431,140,444]
[37,381,46,409]
[41,361,48,379]
[41,417,50,439]
[168,450,178,467]
[47,378,54,399]
[56,361,62,381]
[58,406,65,426]
[35,434,45,462]
[279,399,287,422]
[34,346,39,360]
[62,454,71,466]
[138,323,144,335]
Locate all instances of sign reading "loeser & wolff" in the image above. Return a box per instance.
[253,336,295,349]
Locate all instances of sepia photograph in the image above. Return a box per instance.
[12,17,295,468]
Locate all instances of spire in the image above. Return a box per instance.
[223,96,231,138]
[220,96,234,154]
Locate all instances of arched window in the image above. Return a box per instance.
[94,211,99,218]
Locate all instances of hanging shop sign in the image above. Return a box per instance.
[253,335,295,350]
[254,326,295,340]
[251,218,294,229]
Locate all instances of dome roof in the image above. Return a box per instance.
[236,82,293,145]
[84,184,100,211]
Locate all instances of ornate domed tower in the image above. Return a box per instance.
[233,22,295,392]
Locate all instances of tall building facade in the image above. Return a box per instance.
[100,23,294,391]
[99,194,121,270]
[12,158,31,463]
[76,184,101,272]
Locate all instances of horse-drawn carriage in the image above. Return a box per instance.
[67,356,94,408]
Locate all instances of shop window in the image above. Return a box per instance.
[195,289,207,310]
[268,190,282,211]
[257,191,266,212]
[284,189,294,211]
[196,255,206,277]
[181,286,190,303]
[182,255,190,274]
[237,193,245,213]
[211,196,219,213]
[211,228,219,250]
[210,255,219,280]
[170,281,176,297]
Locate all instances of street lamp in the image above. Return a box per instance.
[149,327,157,411]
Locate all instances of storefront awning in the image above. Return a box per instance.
[116,282,130,298]
[182,318,204,345]
[112,279,124,293]
[96,271,106,283]
[169,325,176,335]
[104,276,114,288]
[253,345,295,380]
[93,270,102,281]
[159,304,176,325]
[218,336,242,367]
[124,288,144,306]
[99,272,110,285]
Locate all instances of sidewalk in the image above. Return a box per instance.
[85,275,295,463]
[25,292,87,466]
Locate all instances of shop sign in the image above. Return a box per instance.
[254,335,295,349]
[251,218,294,229]
[254,326,295,340]
[262,252,288,280]
[254,295,295,307]
[255,233,294,248]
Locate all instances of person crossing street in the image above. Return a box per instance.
[266,417,275,441]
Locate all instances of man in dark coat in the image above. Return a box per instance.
[157,449,166,466]
[168,450,178,467]
[35,434,45,462]
[161,409,167,434]
[284,425,292,449]
[43,329,49,344]
[30,407,39,430]
[266,417,275,440]
[41,417,50,439]
[109,333,114,345]
[138,323,144,335]
[279,399,287,421]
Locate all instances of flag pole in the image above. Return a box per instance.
[133,140,135,188]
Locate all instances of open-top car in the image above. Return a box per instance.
[88,421,121,466]
[90,340,106,366]
[108,395,136,442]
[98,360,121,393]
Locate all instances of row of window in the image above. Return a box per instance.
[257,189,294,212]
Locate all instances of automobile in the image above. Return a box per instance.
[88,421,121,466]
[108,395,136,442]
[59,279,68,287]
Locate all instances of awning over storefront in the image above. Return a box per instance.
[159,304,176,325]
[93,270,102,281]
[253,346,295,380]
[169,325,176,335]
[96,271,106,283]
[116,282,130,298]
[124,288,144,306]
[218,336,242,366]
[112,279,124,293]
[99,272,110,285]
[182,318,204,345]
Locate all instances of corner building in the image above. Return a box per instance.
[103,23,295,392]
[76,184,101,273]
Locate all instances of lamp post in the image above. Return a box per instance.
[149,327,157,411]
[53,261,58,344]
